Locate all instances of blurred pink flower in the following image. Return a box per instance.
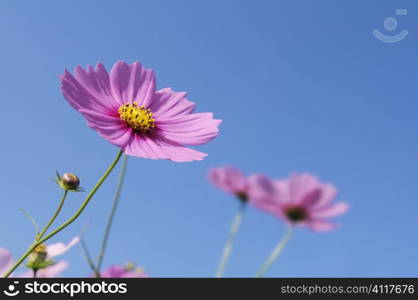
[0,248,13,276]
[208,167,249,201]
[99,264,148,278]
[60,61,221,162]
[209,167,277,203]
[0,237,79,278]
[251,173,349,231]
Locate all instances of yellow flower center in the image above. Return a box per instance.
[118,102,155,133]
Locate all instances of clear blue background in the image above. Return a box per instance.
[0,0,417,277]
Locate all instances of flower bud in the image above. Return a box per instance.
[61,173,80,190]
[27,244,52,270]
[54,171,83,192]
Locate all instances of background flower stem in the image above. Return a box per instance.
[38,190,68,240]
[215,201,247,278]
[2,150,123,278]
[255,226,293,278]
[96,154,129,275]
[19,208,40,237]
[80,236,99,277]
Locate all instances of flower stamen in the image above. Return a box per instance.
[118,102,155,133]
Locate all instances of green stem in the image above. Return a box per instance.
[96,154,129,275]
[80,237,100,277]
[38,191,68,240]
[215,201,247,278]
[255,226,293,278]
[2,150,123,278]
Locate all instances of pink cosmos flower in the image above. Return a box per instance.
[208,166,276,203]
[60,61,221,162]
[0,237,79,278]
[251,173,349,231]
[98,264,148,278]
[208,167,250,201]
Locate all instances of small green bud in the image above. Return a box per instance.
[27,244,53,270]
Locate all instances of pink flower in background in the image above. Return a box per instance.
[209,167,250,201]
[0,248,13,276]
[99,263,148,278]
[251,173,349,231]
[209,167,277,203]
[60,61,221,162]
[0,237,79,278]
[18,261,69,278]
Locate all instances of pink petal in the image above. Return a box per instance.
[289,174,321,204]
[311,184,338,208]
[249,174,282,214]
[135,136,163,160]
[0,248,13,276]
[73,64,117,107]
[310,202,349,218]
[299,188,322,208]
[157,113,221,146]
[273,180,291,204]
[149,137,208,162]
[123,135,207,162]
[150,88,196,119]
[250,198,280,214]
[100,265,125,278]
[208,167,247,194]
[60,67,117,113]
[120,270,148,278]
[306,220,339,232]
[99,265,147,278]
[123,135,150,158]
[47,237,80,258]
[78,109,122,127]
[124,135,164,160]
[142,137,171,160]
[110,61,155,106]
[160,144,207,162]
[78,109,133,147]
[94,126,133,148]
[248,174,276,199]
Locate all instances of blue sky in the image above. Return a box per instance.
[0,0,417,277]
